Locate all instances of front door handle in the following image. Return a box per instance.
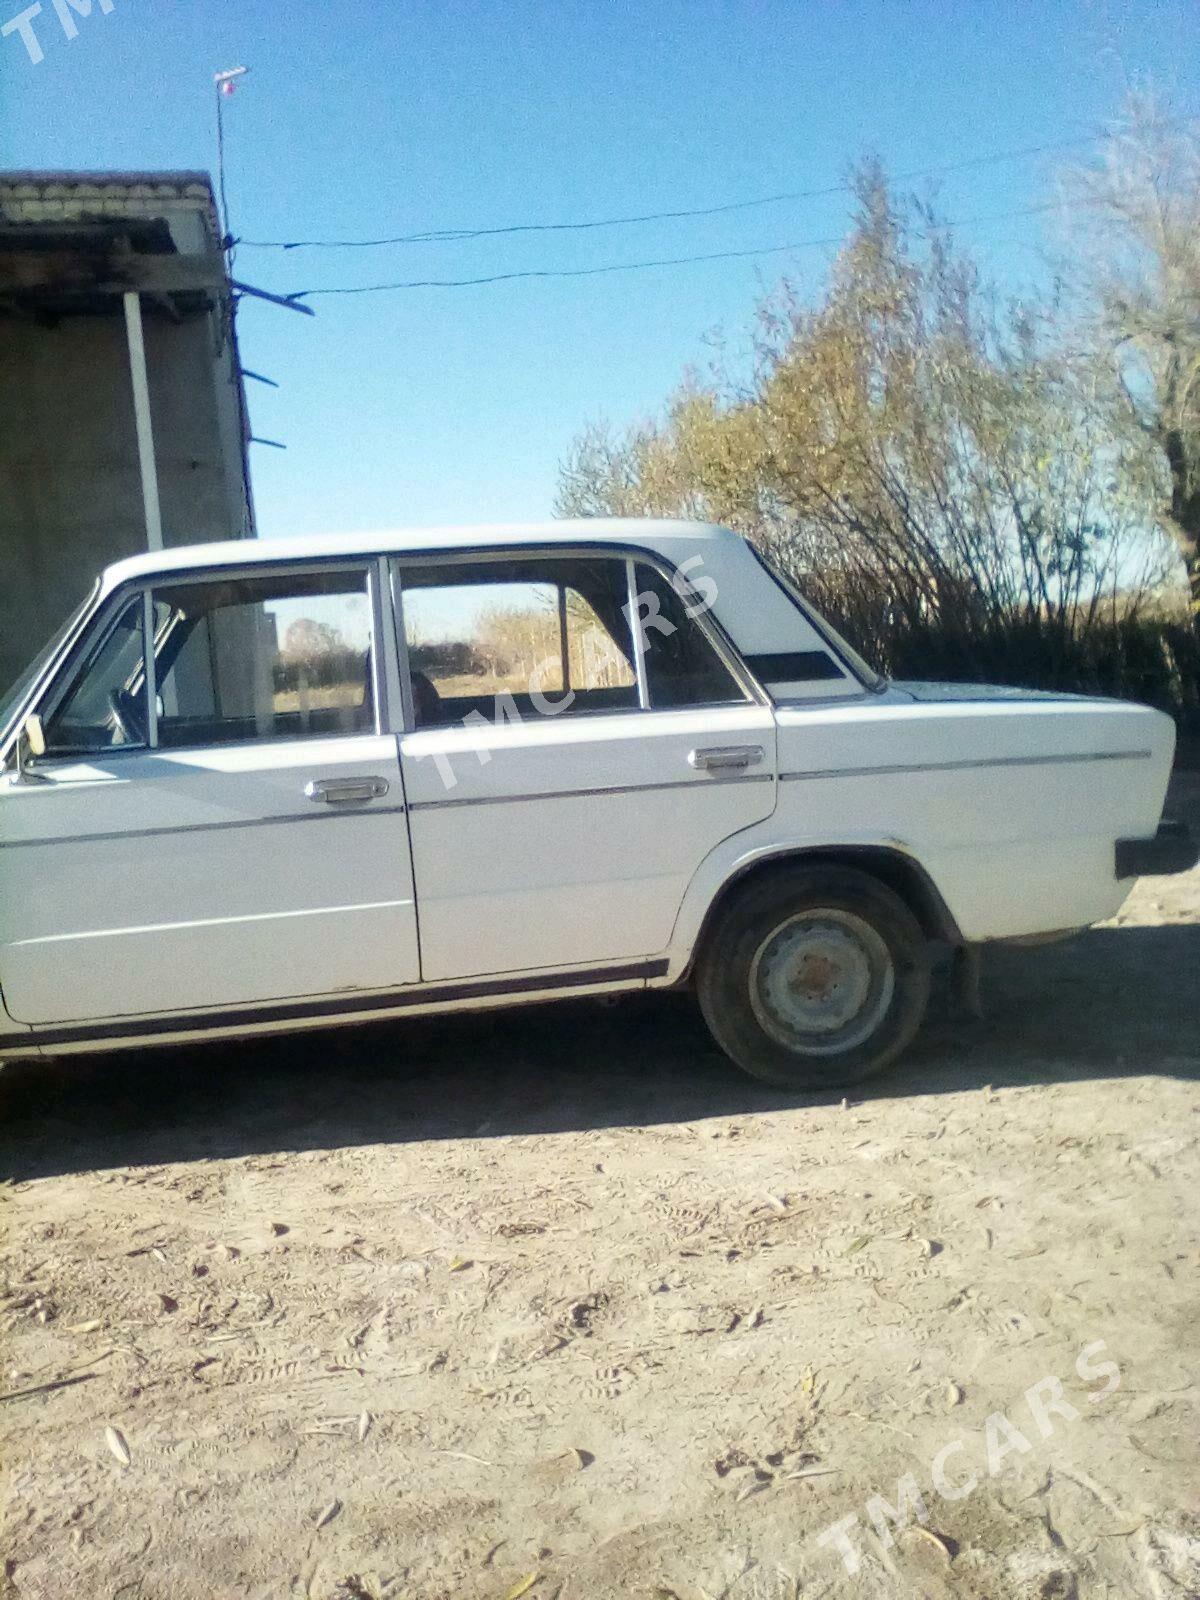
[305,776,390,805]
[688,744,765,772]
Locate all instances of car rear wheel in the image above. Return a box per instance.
[696,865,931,1087]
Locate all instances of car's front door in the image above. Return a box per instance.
[394,549,777,982]
[0,561,419,1028]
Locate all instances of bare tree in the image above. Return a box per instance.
[560,165,1173,676]
[1063,93,1200,627]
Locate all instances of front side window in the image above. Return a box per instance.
[39,568,377,756]
[43,597,149,754]
[152,569,376,747]
[401,556,638,728]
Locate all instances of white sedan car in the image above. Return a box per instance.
[0,520,1193,1087]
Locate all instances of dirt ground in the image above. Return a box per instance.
[2,777,1197,1600]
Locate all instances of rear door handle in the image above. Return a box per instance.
[688,744,765,772]
[305,776,390,805]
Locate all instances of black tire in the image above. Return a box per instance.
[696,864,931,1088]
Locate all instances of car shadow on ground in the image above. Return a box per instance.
[1,919,1197,1184]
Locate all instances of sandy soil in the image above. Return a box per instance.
[2,778,1197,1600]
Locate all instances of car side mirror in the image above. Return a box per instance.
[13,713,52,785]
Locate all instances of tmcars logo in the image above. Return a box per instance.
[814,1340,1121,1577]
[3,0,116,66]
[418,555,719,793]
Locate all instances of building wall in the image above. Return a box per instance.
[0,302,250,691]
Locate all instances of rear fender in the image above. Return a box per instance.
[667,831,964,981]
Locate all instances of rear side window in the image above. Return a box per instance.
[633,563,748,708]
[401,556,638,728]
[153,569,376,747]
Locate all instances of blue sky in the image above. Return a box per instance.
[3,0,1198,540]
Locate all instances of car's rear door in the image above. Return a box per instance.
[394,548,777,982]
[0,559,419,1028]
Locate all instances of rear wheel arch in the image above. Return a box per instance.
[684,844,962,979]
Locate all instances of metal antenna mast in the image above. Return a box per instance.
[213,66,249,262]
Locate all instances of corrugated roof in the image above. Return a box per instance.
[0,171,222,255]
[0,171,214,194]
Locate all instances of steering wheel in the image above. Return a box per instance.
[108,688,148,746]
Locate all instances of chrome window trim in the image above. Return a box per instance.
[387,541,767,729]
[627,556,651,711]
[31,590,153,761]
[628,552,766,708]
[19,559,385,764]
[4,540,774,762]
[387,561,419,736]
[142,590,159,749]
[143,558,383,747]
[132,554,390,588]
[374,556,404,737]
[364,560,388,736]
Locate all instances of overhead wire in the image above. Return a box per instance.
[237,123,1182,252]
[282,201,1064,299]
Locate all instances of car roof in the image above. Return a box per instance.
[99,519,737,592]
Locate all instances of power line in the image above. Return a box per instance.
[284,201,1063,299]
[240,124,1165,253]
